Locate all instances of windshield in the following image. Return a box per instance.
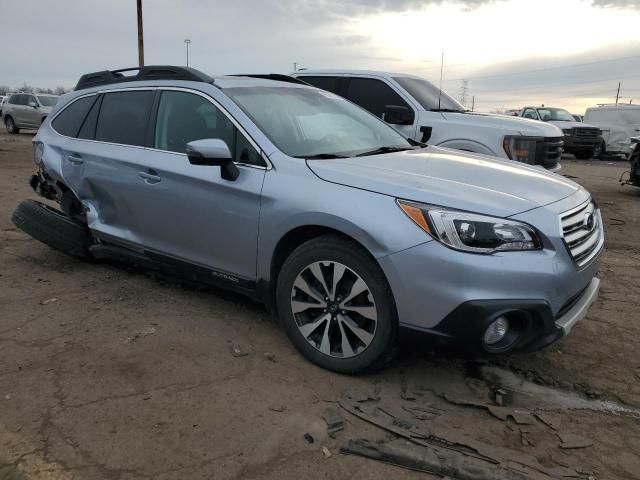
[393,76,465,112]
[537,108,574,122]
[225,86,412,158]
[37,96,58,107]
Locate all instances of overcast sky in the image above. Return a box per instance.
[0,0,638,113]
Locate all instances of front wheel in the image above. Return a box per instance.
[276,235,397,374]
[5,116,19,134]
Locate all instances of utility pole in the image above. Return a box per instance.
[459,79,469,107]
[615,82,621,105]
[293,62,298,72]
[136,0,144,67]
[184,39,191,67]
[471,95,475,112]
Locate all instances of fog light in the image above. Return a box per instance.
[484,316,509,345]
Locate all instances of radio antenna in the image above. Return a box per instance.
[438,51,444,110]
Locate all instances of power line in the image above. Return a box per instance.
[457,74,640,95]
[448,53,640,82]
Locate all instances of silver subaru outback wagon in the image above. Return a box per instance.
[13,66,603,373]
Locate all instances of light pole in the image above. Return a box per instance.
[184,39,191,67]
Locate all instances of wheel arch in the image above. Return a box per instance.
[262,224,388,315]
[435,138,496,156]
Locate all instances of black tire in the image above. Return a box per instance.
[276,234,397,374]
[5,116,19,134]
[595,141,606,160]
[11,200,92,260]
[574,150,593,160]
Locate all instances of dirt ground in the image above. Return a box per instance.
[1,129,639,480]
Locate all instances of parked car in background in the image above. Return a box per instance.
[12,65,602,373]
[584,104,640,158]
[3,93,59,133]
[292,70,564,171]
[572,114,583,122]
[622,136,640,188]
[518,107,602,160]
[0,95,7,117]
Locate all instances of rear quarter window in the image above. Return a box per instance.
[51,96,97,137]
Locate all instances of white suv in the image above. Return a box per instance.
[3,93,59,134]
[292,70,564,170]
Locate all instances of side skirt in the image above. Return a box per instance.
[89,242,259,299]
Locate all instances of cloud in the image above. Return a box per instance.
[592,0,640,9]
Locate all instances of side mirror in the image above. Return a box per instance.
[29,101,38,108]
[186,139,239,181]
[382,105,414,125]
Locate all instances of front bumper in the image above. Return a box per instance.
[563,135,601,151]
[379,194,602,353]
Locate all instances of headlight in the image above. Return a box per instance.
[562,129,572,136]
[397,200,542,253]
[503,136,539,165]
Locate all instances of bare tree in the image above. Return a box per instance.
[54,86,67,95]
[20,82,34,93]
[0,86,10,95]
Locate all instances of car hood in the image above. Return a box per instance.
[438,111,563,137]
[307,146,580,218]
[547,120,600,130]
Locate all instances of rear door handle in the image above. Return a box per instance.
[67,154,84,165]
[138,170,161,184]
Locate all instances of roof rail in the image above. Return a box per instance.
[75,65,214,91]
[229,74,310,86]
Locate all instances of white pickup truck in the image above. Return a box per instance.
[518,106,602,159]
[292,70,564,170]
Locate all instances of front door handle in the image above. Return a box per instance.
[138,170,161,184]
[67,154,84,165]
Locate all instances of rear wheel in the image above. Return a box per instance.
[595,141,606,160]
[4,116,19,134]
[11,200,92,260]
[276,235,397,373]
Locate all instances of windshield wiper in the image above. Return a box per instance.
[430,108,466,113]
[355,146,415,157]
[297,153,349,159]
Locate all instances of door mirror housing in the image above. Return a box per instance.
[28,101,38,108]
[382,105,414,125]
[186,139,239,181]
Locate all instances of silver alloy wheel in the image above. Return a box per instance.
[290,261,378,358]
[5,117,15,133]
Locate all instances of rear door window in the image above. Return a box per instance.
[344,77,410,119]
[52,95,97,137]
[95,90,155,146]
[297,76,342,94]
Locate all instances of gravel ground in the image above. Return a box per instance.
[1,130,639,480]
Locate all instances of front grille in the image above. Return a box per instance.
[572,127,600,138]
[560,201,603,267]
[535,137,563,168]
